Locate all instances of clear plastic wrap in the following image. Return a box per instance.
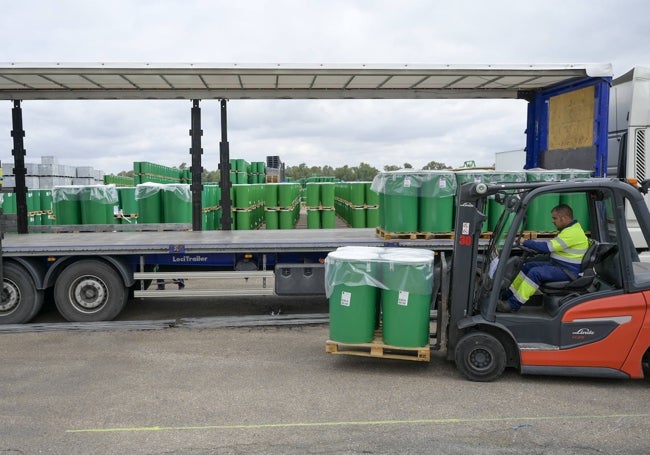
[370,171,456,198]
[52,185,118,204]
[324,246,434,298]
[135,182,165,200]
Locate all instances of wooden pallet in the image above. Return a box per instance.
[524,230,557,239]
[326,335,430,362]
[375,227,455,240]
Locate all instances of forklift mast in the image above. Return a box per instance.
[447,184,489,355]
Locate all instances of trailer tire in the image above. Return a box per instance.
[54,260,128,322]
[455,332,506,382]
[0,262,44,324]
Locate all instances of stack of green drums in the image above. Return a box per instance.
[305,182,336,229]
[325,246,434,347]
[371,171,456,233]
[52,185,119,225]
[333,182,378,229]
[264,183,301,230]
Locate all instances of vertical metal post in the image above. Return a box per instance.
[219,99,232,231]
[189,100,203,231]
[594,77,611,177]
[11,100,28,234]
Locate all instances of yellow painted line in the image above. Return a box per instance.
[67,413,650,434]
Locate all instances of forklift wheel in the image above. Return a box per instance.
[455,332,506,382]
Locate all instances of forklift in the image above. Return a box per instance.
[440,178,650,381]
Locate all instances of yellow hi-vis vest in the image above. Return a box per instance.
[547,221,589,274]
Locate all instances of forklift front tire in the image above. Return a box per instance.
[455,332,507,382]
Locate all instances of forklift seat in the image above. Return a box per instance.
[540,240,600,295]
[541,242,618,316]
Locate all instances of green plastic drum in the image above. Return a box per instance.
[39,190,53,226]
[117,187,137,216]
[321,208,336,229]
[236,210,252,230]
[365,182,379,206]
[366,207,379,228]
[53,186,82,225]
[278,183,297,208]
[265,209,278,229]
[79,186,118,224]
[2,192,17,214]
[419,172,456,233]
[26,190,41,213]
[307,209,321,229]
[263,184,278,208]
[320,183,335,207]
[326,248,381,343]
[163,184,191,223]
[233,184,251,209]
[350,207,366,228]
[305,183,320,207]
[279,209,294,229]
[378,172,418,233]
[136,184,163,223]
[349,182,366,206]
[380,249,434,347]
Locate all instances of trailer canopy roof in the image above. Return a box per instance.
[0,63,612,101]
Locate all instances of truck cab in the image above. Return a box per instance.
[447,178,650,381]
[607,66,650,248]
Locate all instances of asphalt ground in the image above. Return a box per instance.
[2,312,650,454]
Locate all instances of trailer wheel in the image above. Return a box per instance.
[0,262,44,324]
[54,260,128,322]
[455,332,506,382]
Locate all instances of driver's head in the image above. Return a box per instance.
[551,204,574,230]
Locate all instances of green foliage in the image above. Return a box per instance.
[423,160,453,170]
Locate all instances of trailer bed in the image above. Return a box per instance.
[1,228,454,257]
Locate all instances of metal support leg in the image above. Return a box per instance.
[189,99,203,231]
[11,100,28,234]
[219,99,232,231]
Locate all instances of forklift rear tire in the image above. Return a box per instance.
[455,332,506,382]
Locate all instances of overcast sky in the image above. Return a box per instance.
[2,0,649,176]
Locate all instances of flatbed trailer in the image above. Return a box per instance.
[0,225,454,323]
[0,63,614,324]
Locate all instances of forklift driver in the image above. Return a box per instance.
[497,204,589,312]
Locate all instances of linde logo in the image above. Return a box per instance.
[172,255,208,263]
[572,328,595,336]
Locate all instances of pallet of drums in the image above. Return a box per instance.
[325,246,435,362]
[371,168,592,240]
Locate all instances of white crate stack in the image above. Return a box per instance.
[1,156,106,189]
